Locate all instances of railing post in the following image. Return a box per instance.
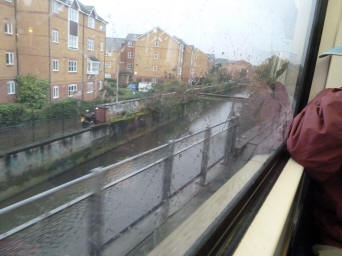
[161,140,175,220]
[223,116,239,169]
[153,140,175,246]
[200,127,211,186]
[31,119,35,143]
[88,167,105,256]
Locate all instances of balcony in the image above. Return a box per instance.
[87,56,100,75]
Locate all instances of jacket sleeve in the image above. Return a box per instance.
[287,88,342,182]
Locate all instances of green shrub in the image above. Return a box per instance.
[16,75,49,109]
[0,104,28,125]
[42,98,79,119]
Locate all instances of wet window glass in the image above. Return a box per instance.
[0,0,318,255]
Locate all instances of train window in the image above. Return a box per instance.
[0,0,321,255]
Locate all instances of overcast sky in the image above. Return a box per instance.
[81,0,315,64]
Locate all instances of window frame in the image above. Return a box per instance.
[128,52,133,59]
[6,52,14,66]
[88,16,95,29]
[52,29,59,43]
[105,62,112,68]
[52,59,59,71]
[68,84,77,97]
[128,41,134,47]
[153,53,159,60]
[192,0,329,254]
[152,65,158,72]
[154,40,160,47]
[68,60,77,73]
[127,63,133,70]
[7,80,15,95]
[52,86,59,99]
[4,21,13,35]
[87,60,100,75]
[68,34,78,49]
[69,7,79,23]
[88,39,94,51]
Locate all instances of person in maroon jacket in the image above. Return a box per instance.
[287,88,342,255]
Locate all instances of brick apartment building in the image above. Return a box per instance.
[222,60,256,81]
[0,0,107,104]
[105,34,142,85]
[133,27,186,84]
[0,0,17,104]
[182,45,211,84]
[110,27,212,85]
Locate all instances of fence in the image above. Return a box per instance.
[0,116,81,154]
[0,115,238,256]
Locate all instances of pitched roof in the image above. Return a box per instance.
[137,27,186,47]
[126,34,142,41]
[106,37,127,51]
[56,0,107,23]
[173,36,187,46]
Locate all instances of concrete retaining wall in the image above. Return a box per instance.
[0,114,153,201]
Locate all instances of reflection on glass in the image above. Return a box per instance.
[0,0,318,255]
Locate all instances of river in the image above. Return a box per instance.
[0,98,233,208]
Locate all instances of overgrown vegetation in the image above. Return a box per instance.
[152,80,190,94]
[16,75,49,109]
[204,64,232,85]
[255,55,289,90]
[101,78,145,101]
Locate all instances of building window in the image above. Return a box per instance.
[6,52,14,65]
[53,86,59,99]
[87,82,94,93]
[105,62,111,68]
[68,84,77,96]
[69,8,79,23]
[52,29,59,43]
[7,81,15,95]
[152,78,157,84]
[68,35,78,49]
[4,21,13,35]
[128,41,133,47]
[100,42,104,52]
[153,53,159,60]
[68,60,77,72]
[88,60,100,75]
[88,16,95,29]
[52,0,60,13]
[99,25,104,31]
[105,73,111,78]
[127,63,133,69]
[99,80,103,90]
[128,52,133,59]
[52,59,59,71]
[152,65,158,71]
[88,39,94,51]
[154,40,160,47]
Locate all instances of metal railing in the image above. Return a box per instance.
[0,115,239,256]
